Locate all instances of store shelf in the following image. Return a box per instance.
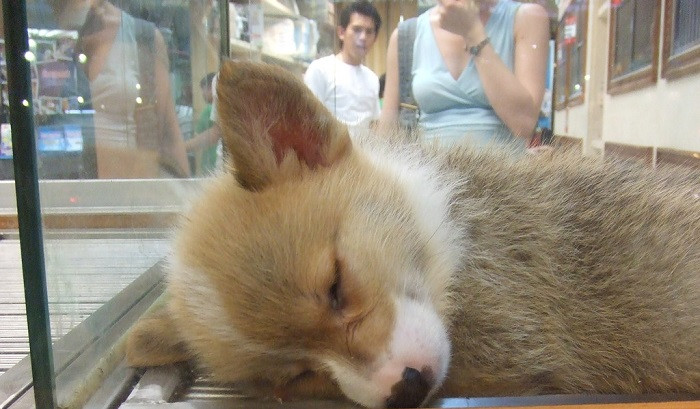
[232,0,299,18]
[261,0,299,18]
[230,38,259,56]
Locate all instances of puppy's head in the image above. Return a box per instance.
[127,62,455,408]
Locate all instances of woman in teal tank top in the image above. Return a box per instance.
[379,0,550,148]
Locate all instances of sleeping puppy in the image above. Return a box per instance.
[126,61,700,408]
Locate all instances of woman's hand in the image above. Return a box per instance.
[433,0,486,46]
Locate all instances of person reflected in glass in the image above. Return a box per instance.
[379,0,550,148]
[185,72,221,175]
[49,0,191,178]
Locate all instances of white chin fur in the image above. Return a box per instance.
[326,297,451,408]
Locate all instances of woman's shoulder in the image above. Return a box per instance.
[514,2,549,24]
[513,2,549,38]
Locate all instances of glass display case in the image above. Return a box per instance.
[0,1,421,407]
[1,0,698,408]
[1,1,225,407]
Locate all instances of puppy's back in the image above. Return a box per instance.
[439,147,699,396]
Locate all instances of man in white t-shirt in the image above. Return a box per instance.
[304,0,382,135]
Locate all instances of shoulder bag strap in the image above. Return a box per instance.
[397,17,417,109]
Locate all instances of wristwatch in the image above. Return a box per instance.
[468,37,491,57]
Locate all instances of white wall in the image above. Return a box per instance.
[602,75,700,151]
[554,103,587,139]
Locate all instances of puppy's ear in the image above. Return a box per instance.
[126,306,189,367]
[216,61,352,190]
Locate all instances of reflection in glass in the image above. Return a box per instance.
[672,0,699,55]
[7,0,228,180]
[0,0,221,385]
[612,0,655,79]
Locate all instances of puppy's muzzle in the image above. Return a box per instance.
[385,366,434,408]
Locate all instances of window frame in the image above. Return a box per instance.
[554,0,588,110]
[661,0,700,80]
[607,0,661,95]
[554,18,568,111]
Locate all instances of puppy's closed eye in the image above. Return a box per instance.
[329,259,344,311]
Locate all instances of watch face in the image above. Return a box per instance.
[470,38,490,56]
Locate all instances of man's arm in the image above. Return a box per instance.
[185,124,221,152]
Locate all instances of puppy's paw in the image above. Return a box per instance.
[126,306,190,367]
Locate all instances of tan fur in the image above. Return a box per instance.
[127,61,699,408]
[126,305,189,367]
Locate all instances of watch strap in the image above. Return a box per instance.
[468,37,491,57]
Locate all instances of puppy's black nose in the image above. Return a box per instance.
[385,367,432,408]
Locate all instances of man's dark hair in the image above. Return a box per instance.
[339,0,381,33]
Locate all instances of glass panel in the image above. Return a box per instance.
[569,45,581,97]
[673,0,700,55]
[0,0,221,392]
[19,0,225,180]
[630,0,654,71]
[0,232,27,376]
[555,20,567,106]
[1,38,11,179]
[0,10,27,378]
[613,0,634,78]
[2,0,699,404]
[612,0,655,79]
[568,1,586,98]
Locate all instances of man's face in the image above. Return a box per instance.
[338,12,377,64]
